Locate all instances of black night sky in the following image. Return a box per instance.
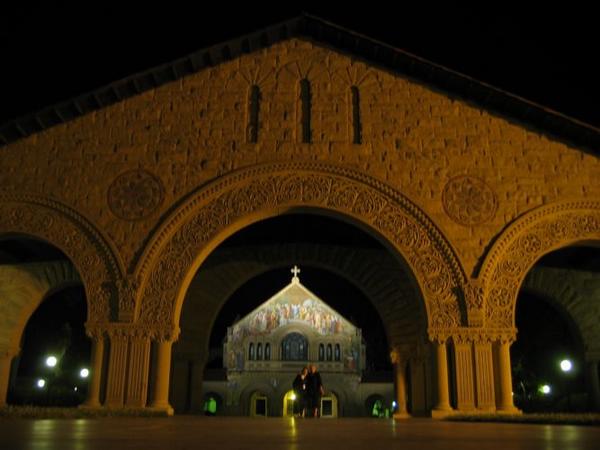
[1,3,598,408]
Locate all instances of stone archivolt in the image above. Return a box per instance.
[135,162,467,333]
[0,193,123,323]
[479,201,600,328]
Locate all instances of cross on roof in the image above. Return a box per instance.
[291,265,301,282]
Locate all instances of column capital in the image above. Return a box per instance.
[462,279,485,327]
[151,327,180,343]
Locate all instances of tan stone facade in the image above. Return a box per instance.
[1,26,599,415]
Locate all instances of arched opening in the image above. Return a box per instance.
[171,212,429,416]
[513,244,600,412]
[249,391,268,417]
[0,236,90,407]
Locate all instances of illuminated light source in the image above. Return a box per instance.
[291,393,296,401]
[80,368,90,378]
[74,387,78,392]
[539,384,551,395]
[392,401,397,408]
[37,379,46,388]
[45,356,58,367]
[560,359,573,372]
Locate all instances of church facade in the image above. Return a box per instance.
[199,266,392,417]
[0,16,599,416]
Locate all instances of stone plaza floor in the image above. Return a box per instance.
[1,416,599,450]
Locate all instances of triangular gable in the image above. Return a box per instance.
[230,278,354,339]
[1,14,598,151]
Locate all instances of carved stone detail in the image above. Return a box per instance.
[136,163,467,332]
[0,193,122,323]
[463,279,485,327]
[108,169,164,221]
[480,202,600,328]
[115,275,140,322]
[442,175,498,226]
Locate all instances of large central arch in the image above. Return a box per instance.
[136,162,467,334]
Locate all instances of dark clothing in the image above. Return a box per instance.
[306,371,324,415]
[292,374,307,415]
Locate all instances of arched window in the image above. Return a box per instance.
[249,343,255,360]
[257,343,263,360]
[247,85,260,143]
[334,344,341,361]
[282,333,308,361]
[265,343,271,360]
[300,79,311,143]
[326,344,333,361]
[318,344,325,361]
[351,86,362,144]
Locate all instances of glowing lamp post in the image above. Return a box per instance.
[80,368,90,379]
[539,384,551,395]
[560,358,574,411]
[36,379,46,389]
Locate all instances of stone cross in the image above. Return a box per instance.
[291,265,301,282]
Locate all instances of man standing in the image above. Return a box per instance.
[306,364,324,417]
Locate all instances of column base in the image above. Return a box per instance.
[393,411,411,419]
[148,404,175,416]
[496,406,522,415]
[431,407,455,419]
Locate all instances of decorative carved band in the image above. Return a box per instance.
[480,202,600,328]
[0,192,123,323]
[136,163,467,330]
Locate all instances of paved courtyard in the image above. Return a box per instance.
[1,417,599,450]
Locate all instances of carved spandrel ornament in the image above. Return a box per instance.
[108,169,165,221]
[463,280,485,327]
[137,164,466,330]
[116,275,140,322]
[442,175,498,226]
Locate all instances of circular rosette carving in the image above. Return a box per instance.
[488,286,513,309]
[301,176,331,204]
[442,175,498,226]
[108,169,164,220]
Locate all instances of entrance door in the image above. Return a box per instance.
[250,391,268,417]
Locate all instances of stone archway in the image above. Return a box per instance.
[136,162,466,332]
[0,193,125,409]
[479,200,600,328]
[134,162,469,416]
[0,194,123,323]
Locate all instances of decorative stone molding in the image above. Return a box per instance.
[0,193,123,323]
[462,280,485,327]
[107,169,165,221]
[479,201,600,328]
[428,327,517,345]
[115,275,141,322]
[442,176,498,226]
[136,162,468,331]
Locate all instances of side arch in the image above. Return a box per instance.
[0,260,80,353]
[0,193,124,323]
[136,162,467,334]
[478,200,600,328]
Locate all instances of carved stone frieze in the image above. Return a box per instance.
[442,175,498,226]
[479,202,600,328]
[115,275,140,322]
[0,194,122,323]
[136,163,467,330]
[107,169,165,221]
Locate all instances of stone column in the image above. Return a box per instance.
[0,349,17,408]
[149,329,178,415]
[391,350,409,418]
[125,330,151,408]
[587,360,600,411]
[432,339,452,416]
[453,336,476,412]
[473,336,496,411]
[494,337,519,413]
[82,330,105,408]
[104,328,129,408]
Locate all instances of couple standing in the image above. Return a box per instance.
[293,364,324,417]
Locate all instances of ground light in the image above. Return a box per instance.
[36,379,46,388]
[80,368,90,378]
[45,355,58,367]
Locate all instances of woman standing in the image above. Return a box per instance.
[306,364,324,417]
[292,366,308,417]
